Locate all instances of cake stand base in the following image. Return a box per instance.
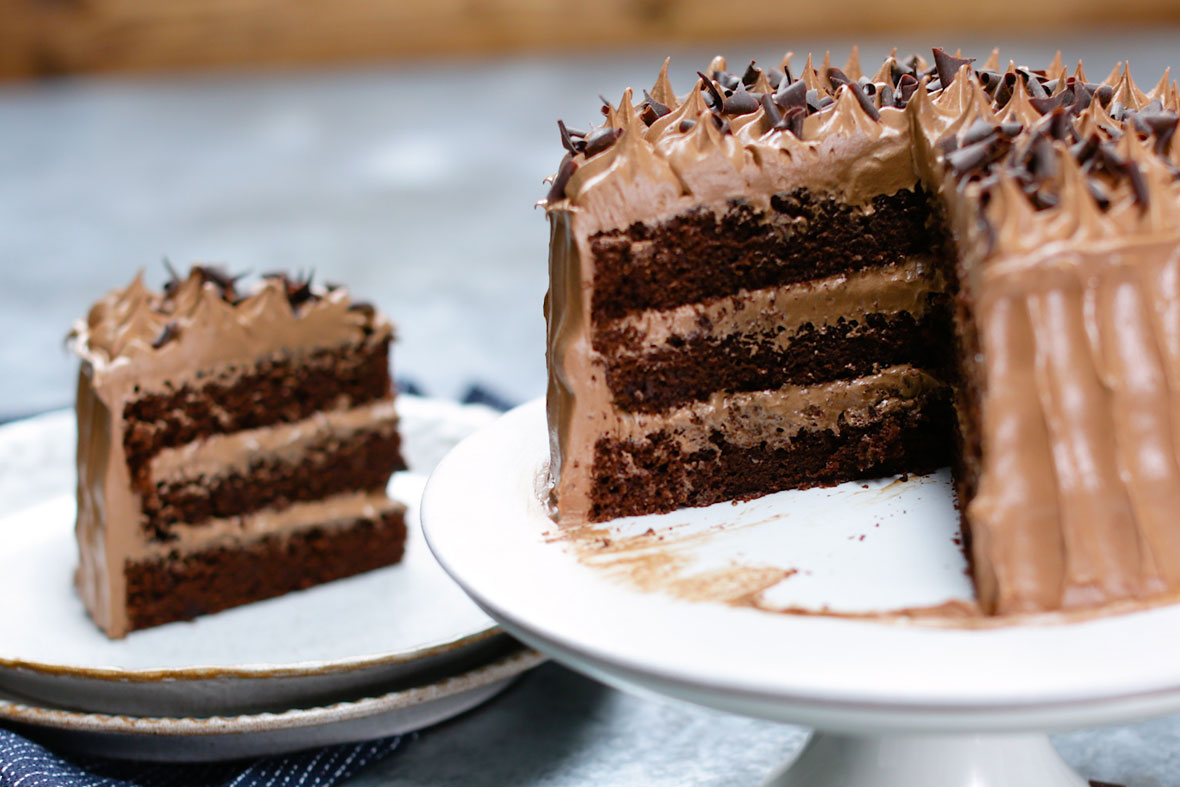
[765,732,1088,787]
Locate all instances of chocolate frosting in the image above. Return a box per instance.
[544,48,1180,617]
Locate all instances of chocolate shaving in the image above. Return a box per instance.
[546,155,577,203]
[1086,178,1111,208]
[678,118,697,133]
[1019,69,1049,99]
[712,69,740,91]
[961,120,999,147]
[766,68,785,90]
[1126,160,1150,205]
[775,79,808,110]
[722,86,760,115]
[697,72,725,110]
[583,126,621,157]
[847,81,881,120]
[932,48,975,88]
[640,90,672,126]
[1000,121,1025,137]
[826,66,852,90]
[760,94,783,127]
[557,120,580,155]
[347,302,376,318]
[151,321,181,349]
[1071,133,1101,164]
[879,84,894,108]
[976,70,1004,92]
[897,74,919,104]
[262,269,318,309]
[1029,92,1069,115]
[1095,84,1114,106]
[741,61,761,87]
[1046,108,1076,142]
[1029,134,1058,180]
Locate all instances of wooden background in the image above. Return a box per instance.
[2,0,1180,79]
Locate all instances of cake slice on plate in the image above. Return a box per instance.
[71,265,407,638]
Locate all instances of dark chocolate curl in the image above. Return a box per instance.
[760,94,783,128]
[722,87,760,115]
[932,48,975,89]
[642,90,671,118]
[775,79,808,110]
[741,60,761,87]
[546,156,577,203]
[826,66,853,90]
[946,139,999,176]
[697,73,725,110]
[151,321,181,349]
[897,74,919,104]
[847,81,881,121]
[1126,160,1150,206]
[557,120,578,155]
[583,126,621,157]
[1029,92,1069,115]
[961,120,999,146]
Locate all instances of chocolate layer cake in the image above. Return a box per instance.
[71,266,407,637]
[544,48,1180,616]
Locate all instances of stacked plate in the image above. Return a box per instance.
[0,397,542,761]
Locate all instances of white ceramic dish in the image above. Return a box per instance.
[0,396,506,717]
[421,399,1180,786]
[0,648,543,762]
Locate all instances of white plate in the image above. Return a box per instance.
[0,396,507,717]
[422,399,1180,734]
[0,648,544,762]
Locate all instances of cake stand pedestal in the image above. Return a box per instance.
[421,400,1180,786]
[765,733,1084,786]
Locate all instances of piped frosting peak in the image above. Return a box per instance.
[72,264,392,400]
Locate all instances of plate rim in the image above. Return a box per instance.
[0,395,501,682]
[420,398,1180,720]
[0,648,544,736]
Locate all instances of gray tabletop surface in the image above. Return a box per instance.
[3,28,1179,785]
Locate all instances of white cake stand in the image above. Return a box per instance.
[421,400,1180,786]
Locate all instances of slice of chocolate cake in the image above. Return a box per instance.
[70,266,407,638]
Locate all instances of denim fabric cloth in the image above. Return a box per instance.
[0,729,406,786]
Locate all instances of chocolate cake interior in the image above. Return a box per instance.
[583,186,967,522]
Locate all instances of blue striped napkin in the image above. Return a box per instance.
[0,729,406,786]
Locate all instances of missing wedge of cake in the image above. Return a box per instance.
[71,266,407,638]
[542,47,1180,616]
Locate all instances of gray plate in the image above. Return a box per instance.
[0,648,544,762]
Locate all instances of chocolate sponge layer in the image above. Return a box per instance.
[140,429,407,541]
[600,305,953,414]
[585,395,953,522]
[122,336,392,486]
[125,508,406,633]
[588,186,938,324]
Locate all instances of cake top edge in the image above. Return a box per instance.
[71,264,392,373]
[541,47,1180,237]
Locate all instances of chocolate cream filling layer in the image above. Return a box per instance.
[147,400,399,484]
[134,490,403,559]
[596,257,943,355]
[594,364,945,453]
